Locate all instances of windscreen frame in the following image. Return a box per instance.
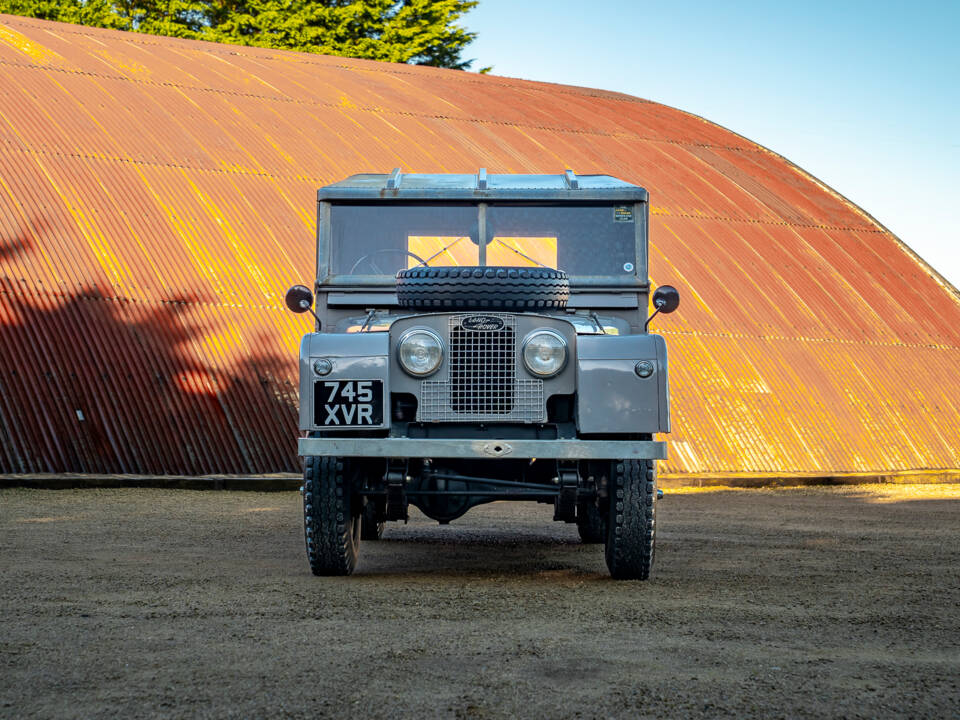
[317,199,649,289]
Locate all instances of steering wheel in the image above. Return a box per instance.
[348,249,428,275]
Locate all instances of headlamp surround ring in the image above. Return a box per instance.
[397,328,444,377]
[521,329,568,378]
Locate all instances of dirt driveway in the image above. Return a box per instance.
[1,484,958,718]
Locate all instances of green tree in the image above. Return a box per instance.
[0,0,482,70]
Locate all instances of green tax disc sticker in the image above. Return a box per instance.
[613,205,634,223]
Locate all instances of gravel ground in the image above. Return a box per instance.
[1,484,958,719]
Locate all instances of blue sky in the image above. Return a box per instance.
[464,0,960,289]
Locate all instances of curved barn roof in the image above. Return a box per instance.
[0,14,958,478]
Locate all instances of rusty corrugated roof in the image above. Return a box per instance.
[0,14,958,477]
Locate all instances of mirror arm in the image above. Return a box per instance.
[299,299,321,329]
[644,305,662,332]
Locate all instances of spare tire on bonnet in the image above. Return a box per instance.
[395,266,569,311]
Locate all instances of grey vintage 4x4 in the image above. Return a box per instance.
[284,170,679,579]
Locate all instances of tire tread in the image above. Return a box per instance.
[396,266,569,310]
[604,459,656,580]
[303,456,359,576]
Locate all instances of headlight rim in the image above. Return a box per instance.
[521,328,568,378]
[397,328,444,378]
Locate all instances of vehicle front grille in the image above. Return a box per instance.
[450,317,515,414]
[419,314,544,423]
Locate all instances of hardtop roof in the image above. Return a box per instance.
[317,169,648,202]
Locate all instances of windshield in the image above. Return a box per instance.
[329,203,638,278]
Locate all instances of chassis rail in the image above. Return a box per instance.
[299,437,667,460]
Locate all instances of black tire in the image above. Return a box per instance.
[395,266,569,311]
[303,456,361,576]
[604,459,657,580]
[576,500,605,544]
[360,500,384,541]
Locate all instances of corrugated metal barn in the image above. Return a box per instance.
[0,14,958,479]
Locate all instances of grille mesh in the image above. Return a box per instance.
[450,319,515,414]
[418,314,544,422]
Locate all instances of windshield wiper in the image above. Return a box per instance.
[488,239,550,268]
[418,237,469,267]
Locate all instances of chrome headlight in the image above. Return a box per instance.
[522,330,567,377]
[397,329,443,377]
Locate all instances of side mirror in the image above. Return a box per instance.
[645,285,680,331]
[652,285,680,314]
[285,284,314,314]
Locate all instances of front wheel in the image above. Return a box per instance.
[604,459,657,580]
[303,456,361,575]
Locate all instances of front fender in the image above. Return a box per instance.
[299,333,390,431]
[576,333,670,433]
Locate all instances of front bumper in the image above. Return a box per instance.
[298,437,667,460]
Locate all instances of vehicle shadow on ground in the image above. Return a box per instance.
[376,528,578,546]
[349,522,609,579]
[351,551,609,580]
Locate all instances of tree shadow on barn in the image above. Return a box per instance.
[0,233,301,475]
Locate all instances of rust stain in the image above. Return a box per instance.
[0,14,958,476]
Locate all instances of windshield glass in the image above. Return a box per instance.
[329,203,638,278]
